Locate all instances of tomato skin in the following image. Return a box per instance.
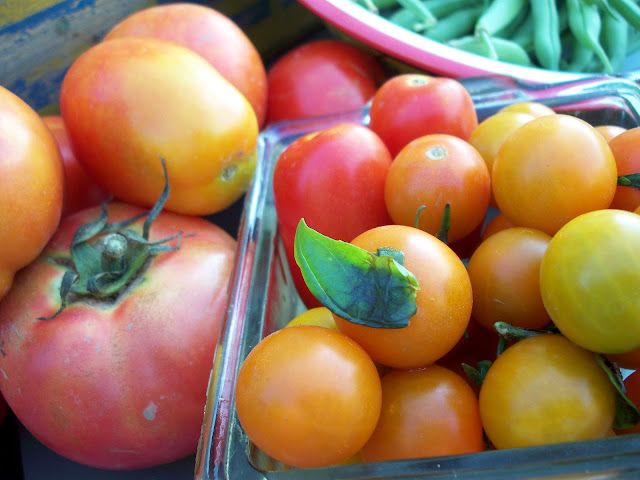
[60,37,258,216]
[273,123,393,308]
[333,225,472,369]
[596,124,626,142]
[492,114,617,236]
[540,209,640,354]
[481,211,514,241]
[235,325,382,469]
[608,127,640,211]
[0,202,236,469]
[42,115,110,216]
[467,227,552,331]
[266,39,384,124]
[499,101,555,118]
[369,74,478,157]
[384,133,491,244]
[0,86,64,301]
[103,3,268,129]
[360,365,484,462]
[479,334,616,450]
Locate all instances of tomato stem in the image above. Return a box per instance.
[617,172,640,190]
[38,156,181,321]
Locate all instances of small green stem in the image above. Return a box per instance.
[617,172,640,190]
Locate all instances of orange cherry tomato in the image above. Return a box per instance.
[360,365,484,462]
[384,134,491,244]
[333,225,473,369]
[608,127,640,211]
[235,325,382,469]
[467,227,553,331]
[492,114,617,236]
[499,101,555,117]
[595,124,626,142]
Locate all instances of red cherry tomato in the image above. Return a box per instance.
[369,74,478,157]
[273,123,393,308]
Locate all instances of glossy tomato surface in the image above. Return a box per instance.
[0,202,236,469]
[608,127,640,211]
[60,37,258,216]
[360,365,484,462]
[103,3,268,128]
[273,123,393,308]
[235,325,382,469]
[42,115,109,216]
[368,74,478,156]
[266,39,385,124]
[384,133,490,244]
[479,334,616,449]
[540,209,640,354]
[333,225,472,369]
[0,86,64,301]
[492,114,617,235]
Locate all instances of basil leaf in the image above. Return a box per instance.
[293,219,419,329]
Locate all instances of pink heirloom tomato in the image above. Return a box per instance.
[0,201,236,469]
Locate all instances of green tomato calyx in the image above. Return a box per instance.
[293,218,419,329]
[38,156,181,321]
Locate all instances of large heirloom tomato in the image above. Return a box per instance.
[273,123,393,308]
[0,85,64,301]
[103,3,268,129]
[60,37,258,216]
[0,202,236,469]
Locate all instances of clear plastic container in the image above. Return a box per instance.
[194,75,640,480]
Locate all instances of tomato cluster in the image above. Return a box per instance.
[235,72,640,469]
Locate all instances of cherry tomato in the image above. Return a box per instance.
[540,209,640,354]
[596,124,626,142]
[492,114,617,235]
[285,307,338,330]
[0,85,64,301]
[103,3,268,128]
[234,325,382,469]
[360,365,484,462]
[384,134,490,244]
[467,227,552,331]
[607,347,640,370]
[499,101,555,117]
[479,334,616,449]
[608,127,640,211]
[273,123,393,309]
[614,370,640,436]
[333,225,472,369]
[468,111,535,208]
[266,39,384,124]
[369,74,478,157]
[42,115,109,216]
[60,37,258,216]
[481,211,514,241]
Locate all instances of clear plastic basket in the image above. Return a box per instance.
[194,74,640,480]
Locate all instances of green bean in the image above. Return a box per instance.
[423,0,484,17]
[474,0,528,36]
[388,7,429,31]
[494,4,530,38]
[355,0,399,13]
[448,35,533,65]
[531,0,563,70]
[510,12,535,52]
[609,0,640,30]
[397,0,438,28]
[423,7,483,42]
[566,0,613,73]
[602,6,629,72]
[564,36,596,71]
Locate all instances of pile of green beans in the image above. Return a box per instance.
[354,0,640,73]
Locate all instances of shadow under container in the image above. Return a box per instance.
[195,74,640,480]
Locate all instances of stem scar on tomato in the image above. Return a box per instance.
[38,156,183,320]
[293,218,419,328]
